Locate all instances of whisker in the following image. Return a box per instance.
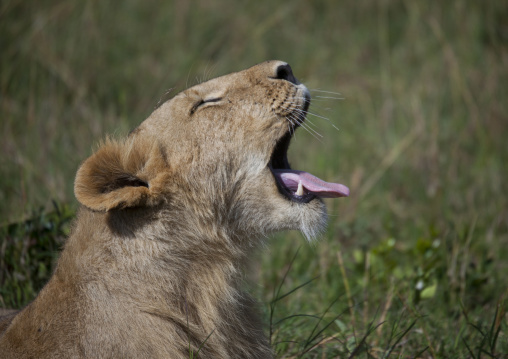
[308,98,332,102]
[292,108,330,122]
[314,96,345,100]
[185,62,196,89]
[203,62,217,82]
[299,125,323,142]
[155,87,175,109]
[284,116,297,139]
[288,114,323,141]
[290,108,320,130]
[282,100,341,133]
[301,117,320,130]
[277,110,295,137]
[291,95,338,103]
[310,89,343,96]
[291,107,341,132]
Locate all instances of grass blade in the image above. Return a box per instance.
[271,276,318,304]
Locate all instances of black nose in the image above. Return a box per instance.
[275,64,298,85]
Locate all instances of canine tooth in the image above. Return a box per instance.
[296,181,304,196]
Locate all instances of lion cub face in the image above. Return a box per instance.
[75,61,348,241]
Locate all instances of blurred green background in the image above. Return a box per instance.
[1,0,507,357]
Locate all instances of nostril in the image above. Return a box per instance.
[275,64,298,85]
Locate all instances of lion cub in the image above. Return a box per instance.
[0,61,348,358]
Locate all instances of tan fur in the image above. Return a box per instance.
[0,61,328,358]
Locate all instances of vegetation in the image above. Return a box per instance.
[1,0,507,357]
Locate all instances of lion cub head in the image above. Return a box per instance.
[74,61,349,242]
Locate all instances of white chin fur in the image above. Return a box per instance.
[266,196,328,241]
[295,200,328,241]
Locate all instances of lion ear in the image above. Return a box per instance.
[74,139,169,212]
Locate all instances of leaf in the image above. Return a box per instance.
[420,283,437,299]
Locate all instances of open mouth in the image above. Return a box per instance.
[268,130,350,204]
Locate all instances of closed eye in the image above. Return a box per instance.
[190,97,223,115]
[204,97,222,104]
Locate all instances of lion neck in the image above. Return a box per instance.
[56,205,257,331]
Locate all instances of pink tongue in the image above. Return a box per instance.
[272,169,349,198]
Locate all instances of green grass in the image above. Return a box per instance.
[1,0,508,357]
